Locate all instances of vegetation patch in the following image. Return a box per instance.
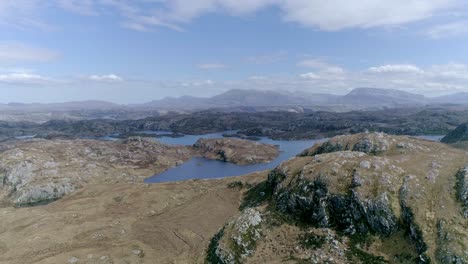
[205,227,226,264]
[346,234,388,264]
[393,253,418,264]
[299,233,326,250]
[282,255,311,264]
[227,181,244,190]
[15,198,60,208]
[239,181,273,210]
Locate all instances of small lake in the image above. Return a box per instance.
[141,132,445,183]
[144,132,325,183]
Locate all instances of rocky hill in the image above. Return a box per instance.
[210,133,468,263]
[0,137,192,207]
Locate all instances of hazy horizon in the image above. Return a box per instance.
[0,87,461,105]
[3,1,468,103]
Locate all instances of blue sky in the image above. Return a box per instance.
[2,0,468,103]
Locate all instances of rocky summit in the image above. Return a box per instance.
[210,133,468,264]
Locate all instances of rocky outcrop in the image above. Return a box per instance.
[193,138,279,165]
[211,208,263,263]
[270,151,400,236]
[0,137,192,207]
[210,133,468,263]
[299,132,397,156]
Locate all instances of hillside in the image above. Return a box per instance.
[340,88,428,106]
[0,133,466,263]
[210,133,468,263]
[442,123,468,144]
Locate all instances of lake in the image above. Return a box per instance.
[141,132,445,183]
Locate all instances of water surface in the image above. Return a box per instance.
[124,132,444,183]
[145,132,324,183]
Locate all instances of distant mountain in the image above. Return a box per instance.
[139,88,468,109]
[0,100,121,111]
[141,96,209,109]
[431,92,468,104]
[209,89,334,107]
[339,88,428,106]
[4,88,468,114]
[139,89,342,110]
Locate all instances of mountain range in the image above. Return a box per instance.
[1,88,468,112]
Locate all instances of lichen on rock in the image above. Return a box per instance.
[211,208,263,263]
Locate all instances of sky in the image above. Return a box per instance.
[2,0,468,103]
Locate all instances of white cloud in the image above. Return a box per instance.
[298,59,346,80]
[197,63,227,70]
[299,72,319,79]
[280,0,456,31]
[367,64,424,74]
[129,0,456,31]
[0,1,459,33]
[425,20,468,39]
[0,72,50,83]
[88,74,123,82]
[279,62,468,96]
[0,42,60,64]
[7,62,468,102]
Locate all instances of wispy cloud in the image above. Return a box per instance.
[0,1,55,30]
[56,0,98,16]
[425,20,468,39]
[197,63,227,70]
[0,42,61,63]
[0,0,461,33]
[180,79,214,87]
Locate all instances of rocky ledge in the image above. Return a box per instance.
[210,133,468,263]
[193,138,279,165]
